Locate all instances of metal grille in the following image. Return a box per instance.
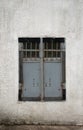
[43,39,61,58]
[22,41,39,58]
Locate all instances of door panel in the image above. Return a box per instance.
[22,62,41,100]
[44,61,62,100]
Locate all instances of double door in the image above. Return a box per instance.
[20,38,64,101]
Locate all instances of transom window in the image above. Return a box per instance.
[21,39,40,58]
[43,38,61,58]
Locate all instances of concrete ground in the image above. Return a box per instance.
[0,125,83,130]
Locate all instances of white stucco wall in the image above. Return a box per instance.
[0,0,83,125]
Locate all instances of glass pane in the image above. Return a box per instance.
[27,52,30,57]
[53,42,56,49]
[23,51,26,58]
[32,51,35,57]
[36,52,39,57]
[32,42,35,49]
[27,43,30,49]
[53,52,56,57]
[48,51,52,57]
[37,43,39,49]
[44,51,46,57]
[57,52,60,57]
[48,43,51,49]
[58,43,60,49]
[23,43,26,49]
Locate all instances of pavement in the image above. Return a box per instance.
[0,125,83,130]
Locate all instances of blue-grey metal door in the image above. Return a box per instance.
[21,39,41,101]
[22,62,40,100]
[43,38,63,100]
[44,61,62,100]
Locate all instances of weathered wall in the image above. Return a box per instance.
[0,0,83,125]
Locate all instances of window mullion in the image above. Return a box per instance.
[40,38,44,101]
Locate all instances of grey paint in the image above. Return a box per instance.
[22,62,41,99]
[44,61,62,98]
